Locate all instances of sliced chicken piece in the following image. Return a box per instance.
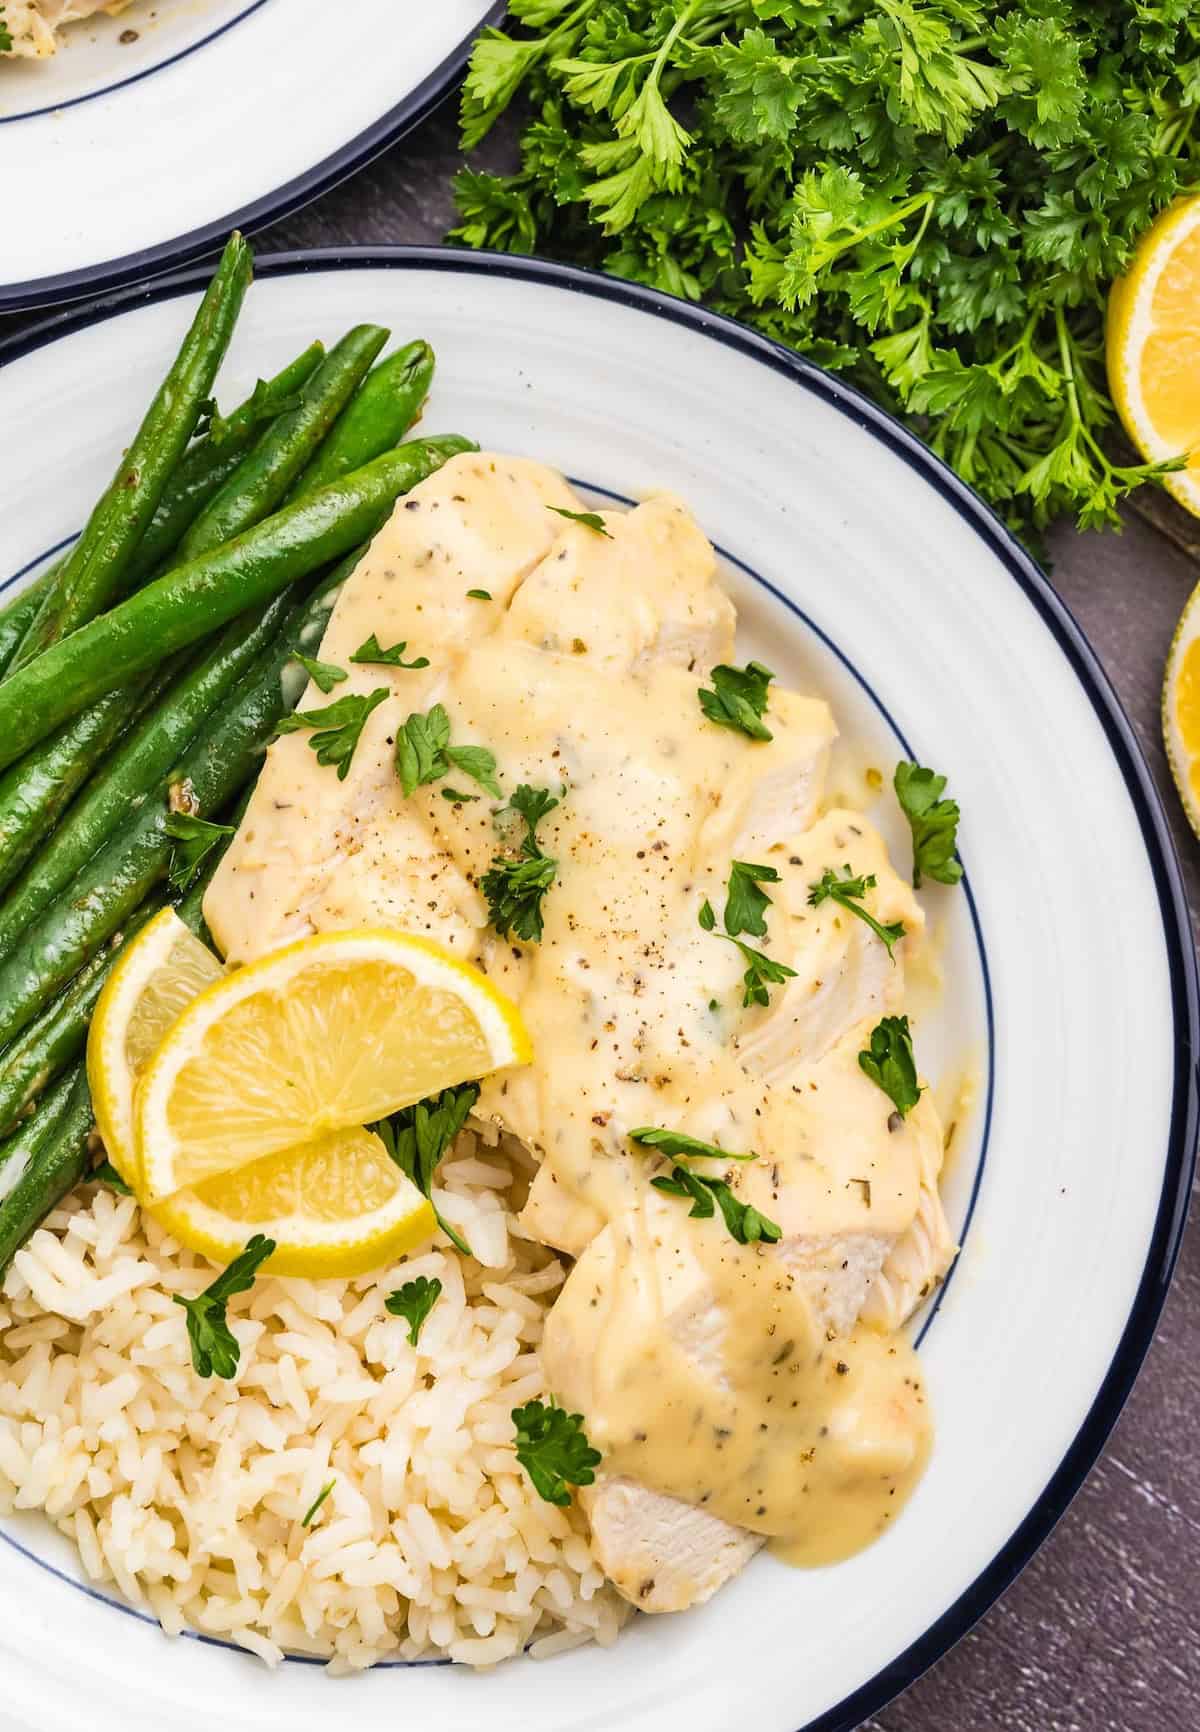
[204,454,581,962]
[500,494,734,675]
[580,1479,763,1615]
[859,1122,958,1331]
[545,1185,928,1612]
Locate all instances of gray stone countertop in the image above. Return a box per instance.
[4,94,1198,1732]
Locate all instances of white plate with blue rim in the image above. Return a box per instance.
[0,1,499,311]
[0,250,1194,1732]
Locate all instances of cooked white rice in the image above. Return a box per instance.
[0,1132,628,1669]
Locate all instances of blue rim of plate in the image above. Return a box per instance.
[0,0,273,126]
[0,249,1195,1729]
[0,6,504,313]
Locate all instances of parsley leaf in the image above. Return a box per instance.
[301,1480,335,1528]
[173,1235,275,1380]
[350,633,430,671]
[0,9,12,53]
[548,505,612,537]
[163,812,235,893]
[466,588,493,600]
[292,651,348,695]
[894,760,963,888]
[651,1165,782,1245]
[375,1084,479,1257]
[724,860,780,937]
[396,704,502,798]
[91,1160,132,1195]
[859,1014,923,1118]
[512,1399,601,1506]
[441,786,481,802]
[454,4,1197,542]
[724,936,799,1008]
[481,784,560,942]
[275,688,389,781]
[386,1275,443,1345]
[698,662,775,741]
[807,866,907,959]
[700,860,797,1007]
[630,1126,756,1162]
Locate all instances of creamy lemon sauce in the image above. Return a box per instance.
[205,453,957,1589]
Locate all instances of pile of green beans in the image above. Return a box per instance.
[0,232,474,1273]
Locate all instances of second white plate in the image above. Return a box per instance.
[0,0,500,310]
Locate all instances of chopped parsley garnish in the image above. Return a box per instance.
[699,863,797,1008]
[723,859,780,937]
[275,688,389,781]
[292,651,347,694]
[894,761,963,889]
[301,1480,335,1528]
[91,1160,132,1196]
[859,1015,923,1118]
[697,661,775,741]
[196,377,301,448]
[350,633,430,671]
[630,1126,756,1163]
[548,506,611,537]
[481,784,560,943]
[375,1084,479,1257]
[173,1235,275,1380]
[163,812,235,892]
[0,10,12,53]
[807,866,906,959]
[396,703,502,799]
[386,1275,442,1345]
[652,1165,782,1246]
[466,588,492,600]
[512,1400,601,1506]
[441,785,480,802]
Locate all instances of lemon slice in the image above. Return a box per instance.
[1162,579,1200,839]
[152,1126,436,1278]
[137,927,530,1202]
[1107,194,1200,517]
[88,907,224,1185]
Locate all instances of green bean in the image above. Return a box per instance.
[0,664,178,898]
[10,234,253,671]
[297,341,434,495]
[0,900,163,1137]
[0,592,294,950]
[121,341,325,590]
[0,552,364,1053]
[0,564,59,681]
[0,1064,93,1277]
[0,437,472,776]
[177,325,389,563]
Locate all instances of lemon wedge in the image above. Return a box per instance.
[1162,579,1200,839]
[136,927,530,1202]
[1107,194,1200,517]
[151,1126,436,1278]
[88,907,223,1186]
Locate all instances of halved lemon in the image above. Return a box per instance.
[137,927,530,1202]
[151,1126,436,1277]
[88,907,223,1186]
[1163,579,1200,839]
[1107,195,1200,517]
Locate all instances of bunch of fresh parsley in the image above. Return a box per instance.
[454,0,1200,542]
